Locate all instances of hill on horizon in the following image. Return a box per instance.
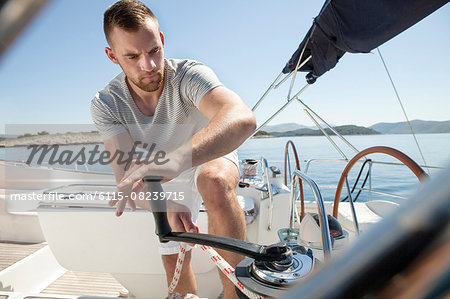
[264,123,310,133]
[370,120,450,134]
[264,122,335,133]
[270,125,380,137]
[260,120,449,135]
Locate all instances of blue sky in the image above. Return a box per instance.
[0,0,449,134]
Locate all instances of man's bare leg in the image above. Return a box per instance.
[132,199,197,295]
[197,158,246,299]
[162,251,197,295]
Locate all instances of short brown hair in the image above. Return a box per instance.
[103,0,158,45]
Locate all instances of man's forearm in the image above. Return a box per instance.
[194,109,255,166]
[173,107,256,170]
[103,132,137,183]
[170,85,257,171]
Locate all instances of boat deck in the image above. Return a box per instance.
[0,241,125,297]
[0,241,46,271]
[41,271,125,297]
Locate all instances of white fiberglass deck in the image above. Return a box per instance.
[0,241,125,297]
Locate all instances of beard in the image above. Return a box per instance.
[131,69,164,92]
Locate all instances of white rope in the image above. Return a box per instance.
[167,243,266,299]
[199,245,266,299]
[168,243,188,293]
[167,292,199,299]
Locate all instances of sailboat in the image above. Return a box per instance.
[0,0,449,298]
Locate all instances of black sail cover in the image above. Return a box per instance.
[283,0,449,80]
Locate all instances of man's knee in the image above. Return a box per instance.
[197,161,239,207]
[198,168,234,196]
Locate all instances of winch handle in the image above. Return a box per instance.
[142,176,172,241]
[142,176,290,262]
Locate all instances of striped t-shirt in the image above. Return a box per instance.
[90,59,223,153]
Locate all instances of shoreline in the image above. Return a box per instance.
[0,132,103,148]
[1,131,449,148]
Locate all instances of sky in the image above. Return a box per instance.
[0,0,449,134]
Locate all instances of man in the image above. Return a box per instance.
[90,1,256,298]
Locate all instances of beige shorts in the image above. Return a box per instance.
[158,150,239,255]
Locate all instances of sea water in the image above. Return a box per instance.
[1,133,449,203]
[238,133,450,203]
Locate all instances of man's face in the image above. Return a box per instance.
[107,18,164,92]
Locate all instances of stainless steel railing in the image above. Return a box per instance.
[289,170,332,258]
[261,157,275,230]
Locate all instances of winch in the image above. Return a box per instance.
[235,244,314,298]
[143,176,318,298]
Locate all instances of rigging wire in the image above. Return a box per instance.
[376,47,430,175]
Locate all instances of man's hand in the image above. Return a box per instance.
[109,159,142,216]
[167,210,199,234]
[167,201,200,246]
[110,154,185,217]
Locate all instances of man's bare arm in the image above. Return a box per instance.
[116,86,255,191]
[173,86,256,170]
[104,132,196,232]
[104,132,135,184]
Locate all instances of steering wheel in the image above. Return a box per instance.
[333,146,428,218]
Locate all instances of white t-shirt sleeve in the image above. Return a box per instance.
[179,63,223,107]
[90,93,127,140]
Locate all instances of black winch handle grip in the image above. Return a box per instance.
[142,176,172,242]
[142,177,289,262]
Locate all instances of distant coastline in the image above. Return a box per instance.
[0,132,102,148]
[263,120,450,136]
[1,119,449,147]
